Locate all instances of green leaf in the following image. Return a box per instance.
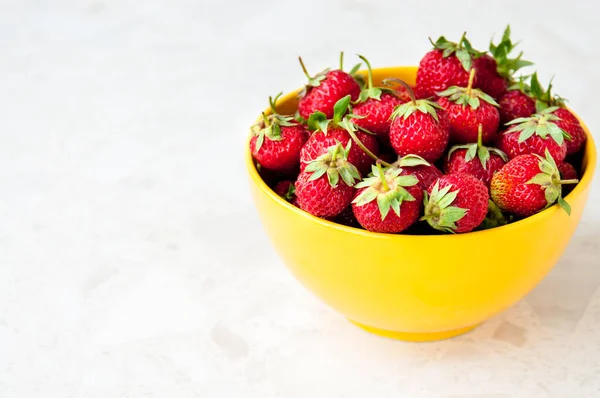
[526,173,552,186]
[255,131,265,152]
[465,145,477,162]
[333,95,351,124]
[557,196,571,215]
[339,167,354,187]
[307,111,328,132]
[535,123,549,138]
[547,123,565,145]
[544,185,560,205]
[517,126,536,143]
[397,154,430,167]
[395,174,419,187]
[308,166,327,181]
[479,92,500,107]
[377,194,391,220]
[477,146,490,169]
[353,187,378,206]
[530,72,543,98]
[438,189,459,209]
[349,63,362,75]
[455,48,472,71]
[327,168,339,187]
[468,96,480,109]
[390,197,401,217]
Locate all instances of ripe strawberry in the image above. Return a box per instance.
[296,53,361,120]
[301,96,379,175]
[422,173,489,233]
[352,164,423,233]
[350,56,405,147]
[498,89,536,125]
[490,150,578,216]
[392,154,443,191]
[416,34,481,99]
[250,94,309,173]
[474,25,533,99]
[389,83,450,163]
[295,142,361,217]
[558,162,579,196]
[273,180,296,204]
[527,73,586,155]
[444,125,508,186]
[437,69,500,144]
[498,108,568,163]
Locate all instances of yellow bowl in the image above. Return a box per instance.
[246,66,597,341]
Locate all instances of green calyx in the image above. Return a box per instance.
[488,25,534,81]
[437,69,499,109]
[392,154,431,168]
[505,107,571,145]
[421,181,467,233]
[430,32,482,72]
[390,99,443,122]
[447,125,508,169]
[476,200,510,230]
[305,141,361,188]
[298,56,328,92]
[529,72,567,112]
[352,164,418,220]
[355,54,383,103]
[283,183,296,201]
[251,93,297,152]
[526,149,578,215]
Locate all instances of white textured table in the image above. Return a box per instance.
[1,1,599,397]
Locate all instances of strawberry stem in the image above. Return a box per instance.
[346,127,391,167]
[298,57,311,80]
[339,52,344,71]
[466,68,475,97]
[261,112,270,127]
[477,124,483,147]
[376,162,389,191]
[357,55,373,89]
[383,78,417,106]
[269,93,282,114]
[559,179,579,185]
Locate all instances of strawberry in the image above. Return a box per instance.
[444,125,508,186]
[490,150,578,216]
[422,173,489,233]
[498,108,569,163]
[250,94,309,173]
[301,96,379,175]
[273,180,296,204]
[558,162,579,196]
[297,53,361,120]
[389,82,450,163]
[295,142,361,217]
[498,89,536,125]
[437,69,500,144]
[392,154,443,191]
[474,25,533,99]
[350,56,405,147]
[416,33,481,99]
[352,164,423,233]
[528,72,587,155]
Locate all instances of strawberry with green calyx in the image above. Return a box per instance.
[351,163,423,233]
[474,25,533,99]
[437,68,501,144]
[296,53,362,120]
[444,124,508,186]
[498,107,569,163]
[416,33,483,99]
[273,180,297,204]
[528,72,587,155]
[295,141,361,218]
[250,93,309,173]
[350,55,406,146]
[392,154,443,191]
[422,173,489,233]
[301,95,379,175]
[498,79,536,125]
[388,79,450,163]
[490,150,578,216]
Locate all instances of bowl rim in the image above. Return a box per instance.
[246,66,597,240]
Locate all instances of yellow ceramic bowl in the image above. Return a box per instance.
[246,66,597,341]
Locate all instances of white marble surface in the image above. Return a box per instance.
[1,1,600,397]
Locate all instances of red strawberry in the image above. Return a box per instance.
[498,109,568,163]
[444,125,508,186]
[250,94,309,173]
[416,34,481,99]
[392,154,443,191]
[389,83,450,163]
[422,173,489,233]
[558,162,579,196]
[301,96,379,175]
[273,180,296,204]
[352,164,423,233]
[296,142,361,217]
[350,56,405,147]
[498,89,536,125]
[296,54,361,120]
[474,26,533,99]
[437,69,500,144]
[491,151,578,216]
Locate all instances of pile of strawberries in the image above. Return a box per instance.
[250,27,586,234]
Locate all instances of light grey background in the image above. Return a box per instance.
[1,1,599,397]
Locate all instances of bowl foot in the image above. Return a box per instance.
[348,320,480,342]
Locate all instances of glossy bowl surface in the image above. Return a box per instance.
[246,66,597,341]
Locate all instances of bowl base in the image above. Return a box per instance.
[348,320,480,342]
